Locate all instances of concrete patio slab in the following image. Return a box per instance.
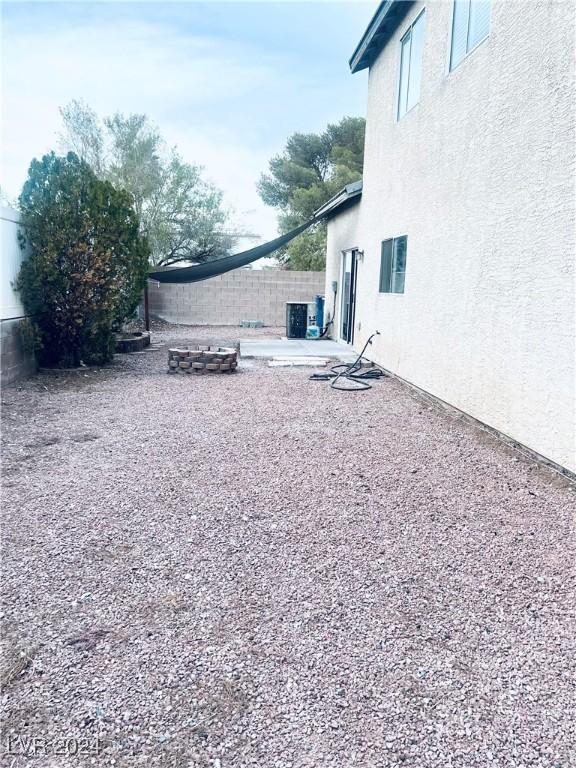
[240,337,357,362]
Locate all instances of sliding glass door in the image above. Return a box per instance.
[340,249,358,344]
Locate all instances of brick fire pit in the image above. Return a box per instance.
[168,346,238,375]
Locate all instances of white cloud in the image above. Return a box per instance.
[1,2,371,240]
[1,14,283,238]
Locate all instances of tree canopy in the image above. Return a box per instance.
[16,152,150,367]
[258,116,365,270]
[59,100,236,266]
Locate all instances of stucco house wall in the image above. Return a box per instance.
[324,203,362,337]
[326,0,575,472]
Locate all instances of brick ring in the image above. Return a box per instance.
[167,346,238,374]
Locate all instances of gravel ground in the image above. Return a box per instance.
[1,324,575,768]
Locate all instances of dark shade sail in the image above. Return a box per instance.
[148,219,315,284]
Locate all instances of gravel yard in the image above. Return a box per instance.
[1,324,575,768]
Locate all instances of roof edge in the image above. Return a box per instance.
[349,0,415,74]
[314,180,363,220]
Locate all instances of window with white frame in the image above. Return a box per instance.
[397,10,426,120]
[379,236,407,294]
[450,0,491,70]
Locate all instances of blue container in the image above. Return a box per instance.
[306,325,320,339]
[315,295,325,332]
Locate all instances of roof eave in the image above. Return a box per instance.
[349,0,415,73]
[314,181,363,220]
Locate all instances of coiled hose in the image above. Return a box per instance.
[309,332,386,391]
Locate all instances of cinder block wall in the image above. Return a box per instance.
[148,269,326,326]
[1,319,36,385]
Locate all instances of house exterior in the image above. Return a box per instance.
[323,0,575,474]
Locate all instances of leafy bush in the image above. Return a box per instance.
[18,318,43,355]
[16,152,150,367]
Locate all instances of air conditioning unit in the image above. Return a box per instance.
[285,302,308,339]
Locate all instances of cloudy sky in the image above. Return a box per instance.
[1,1,373,240]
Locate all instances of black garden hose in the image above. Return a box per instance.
[319,319,333,339]
[309,332,386,391]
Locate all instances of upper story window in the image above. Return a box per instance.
[450,0,491,70]
[379,236,407,294]
[397,10,426,120]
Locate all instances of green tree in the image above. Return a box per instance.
[16,152,150,367]
[59,100,235,266]
[59,100,105,175]
[144,153,233,266]
[258,116,365,270]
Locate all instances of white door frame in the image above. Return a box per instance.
[338,248,358,345]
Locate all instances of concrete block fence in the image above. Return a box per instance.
[1,318,36,385]
[148,269,326,327]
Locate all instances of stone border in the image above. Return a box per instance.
[115,332,151,354]
[168,345,238,375]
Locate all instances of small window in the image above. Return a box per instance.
[379,236,407,294]
[397,11,426,120]
[450,0,490,70]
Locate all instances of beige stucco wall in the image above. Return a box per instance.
[324,203,362,338]
[327,0,575,472]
